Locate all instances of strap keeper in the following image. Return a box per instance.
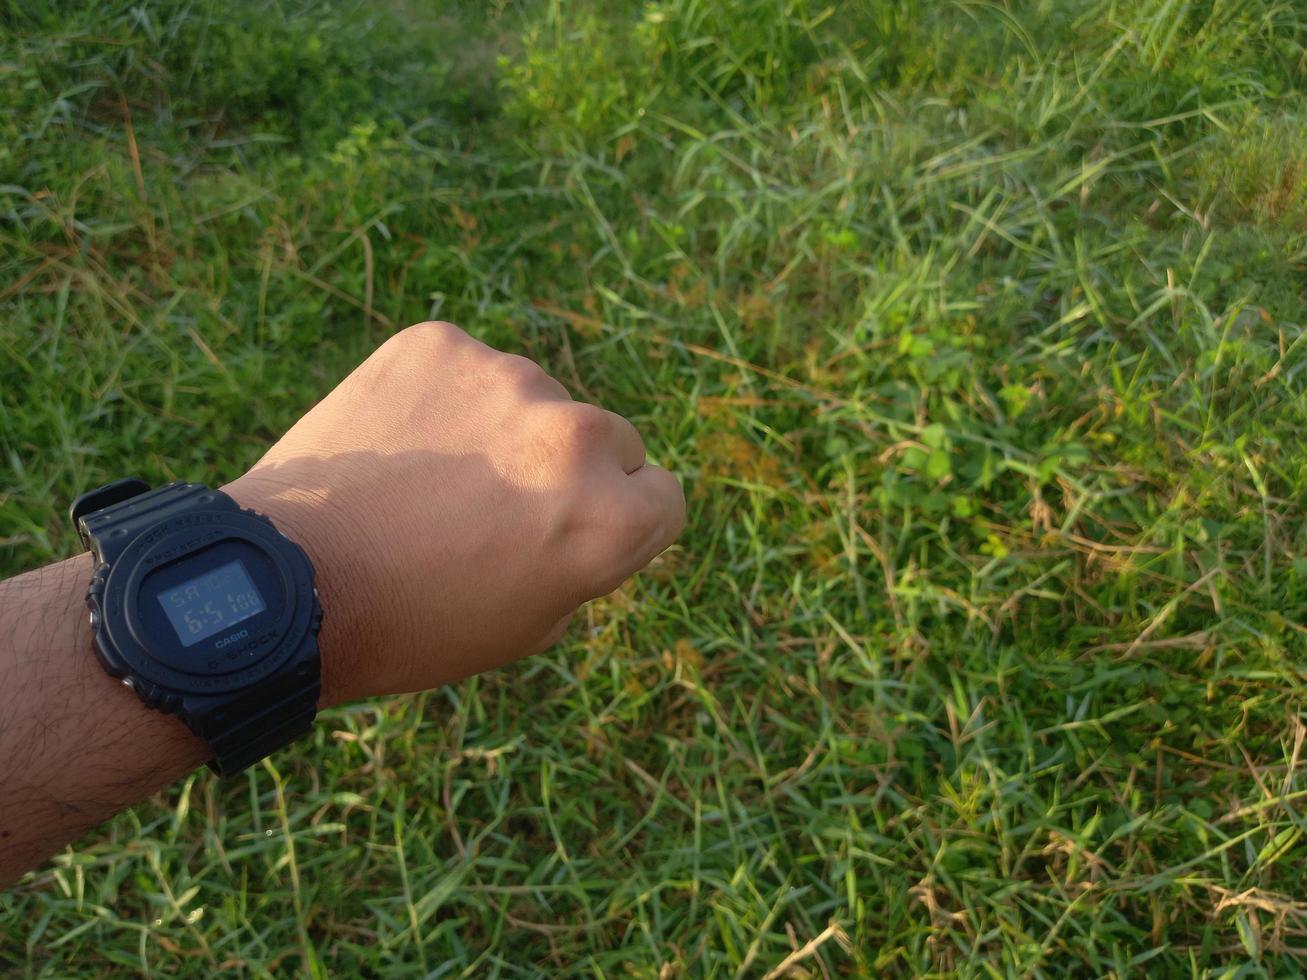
[69,478,152,548]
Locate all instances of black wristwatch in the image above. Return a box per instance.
[70,479,323,777]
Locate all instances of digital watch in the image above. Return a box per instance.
[71,478,322,777]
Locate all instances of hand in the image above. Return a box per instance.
[224,322,685,706]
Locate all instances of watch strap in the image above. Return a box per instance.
[76,481,234,564]
[182,645,321,778]
[76,480,321,777]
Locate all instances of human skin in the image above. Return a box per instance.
[0,321,686,887]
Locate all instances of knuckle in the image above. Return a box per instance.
[385,321,460,358]
[409,319,460,338]
[605,494,659,556]
[499,352,547,389]
[567,404,609,443]
[551,404,608,455]
[563,483,679,600]
[670,491,688,536]
[623,491,663,540]
[657,470,688,535]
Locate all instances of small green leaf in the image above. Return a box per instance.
[901,447,928,471]
[921,423,947,449]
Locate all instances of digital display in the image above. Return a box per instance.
[157,560,266,647]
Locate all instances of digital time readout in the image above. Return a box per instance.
[157,560,267,647]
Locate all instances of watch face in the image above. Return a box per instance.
[94,505,317,695]
[156,559,268,648]
[136,537,288,676]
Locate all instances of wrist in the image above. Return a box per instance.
[223,472,373,708]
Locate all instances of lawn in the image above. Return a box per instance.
[3,0,1307,974]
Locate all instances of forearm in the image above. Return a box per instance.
[0,554,209,888]
[0,320,683,889]
[0,480,356,889]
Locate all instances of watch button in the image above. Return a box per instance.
[89,608,101,630]
[89,562,110,595]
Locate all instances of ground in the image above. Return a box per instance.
[2,0,1307,975]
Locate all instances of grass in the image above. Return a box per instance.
[3,0,1307,974]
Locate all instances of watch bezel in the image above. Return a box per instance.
[95,509,317,697]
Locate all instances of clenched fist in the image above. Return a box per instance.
[225,322,685,706]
